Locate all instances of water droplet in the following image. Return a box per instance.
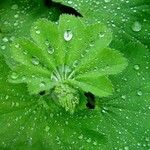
[99,32,105,38]
[93,141,97,145]
[124,146,129,150]
[78,134,83,140]
[36,30,40,34]
[45,40,49,46]
[45,126,50,132]
[11,72,18,80]
[86,138,91,143]
[121,95,126,99]
[14,14,19,18]
[132,21,142,32]
[11,4,18,10]
[73,60,78,68]
[68,1,73,4]
[134,65,140,70]
[2,37,8,43]
[39,81,46,88]
[137,91,142,96]
[104,0,111,3]
[50,113,54,118]
[47,46,54,54]
[1,45,6,50]
[15,44,20,48]
[64,30,73,41]
[32,57,39,66]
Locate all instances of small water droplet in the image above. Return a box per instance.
[1,45,6,50]
[15,44,20,48]
[78,134,83,140]
[124,146,129,150]
[73,60,78,68]
[121,95,126,99]
[45,126,50,132]
[36,30,40,34]
[64,30,73,41]
[132,21,142,32]
[45,40,49,46]
[137,91,142,96]
[99,32,105,37]
[11,72,18,80]
[104,0,111,3]
[32,57,39,66]
[68,1,73,4]
[14,14,19,18]
[47,46,54,54]
[11,4,18,10]
[134,65,140,70]
[2,37,8,43]
[39,81,46,88]
[93,141,97,145]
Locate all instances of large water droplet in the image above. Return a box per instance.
[64,30,73,41]
[132,21,142,32]
[32,57,39,66]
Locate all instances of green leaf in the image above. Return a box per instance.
[69,76,114,97]
[53,0,150,49]
[75,48,128,77]
[0,0,60,55]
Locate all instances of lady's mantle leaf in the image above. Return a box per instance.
[0,42,150,149]
[53,0,150,49]
[7,15,127,112]
[69,76,114,97]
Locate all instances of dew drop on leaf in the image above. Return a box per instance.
[64,30,73,41]
[78,134,83,140]
[104,0,111,3]
[134,65,140,70]
[45,126,50,132]
[11,72,18,80]
[39,81,46,88]
[1,45,6,50]
[132,21,142,32]
[137,91,142,96]
[45,40,49,46]
[73,60,78,68]
[124,146,129,150]
[47,46,55,54]
[32,57,39,66]
[2,37,8,43]
[35,30,40,34]
[99,32,105,38]
[121,95,126,99]
[11,4,18,10]
[14,14,19,18]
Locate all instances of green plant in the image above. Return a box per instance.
[0,0,150,150]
